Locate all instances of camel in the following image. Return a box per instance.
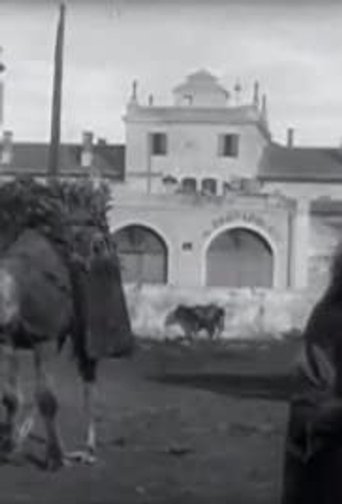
[0,226,132,470]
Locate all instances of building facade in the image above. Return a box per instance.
[1,69,342,295]
[109,70,342,293]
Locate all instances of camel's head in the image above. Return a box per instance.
[90,231,108,256]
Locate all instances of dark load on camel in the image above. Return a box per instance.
[0,177,134,358]
[69,228,133,359]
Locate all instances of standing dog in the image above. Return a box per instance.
[165,303,225,340]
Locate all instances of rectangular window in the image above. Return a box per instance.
[150,132,167,156]
[181,177,197,193]
[218,134,239,157]
[202,178,217,195]
[182,242,193,251]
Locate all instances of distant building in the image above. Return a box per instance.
[1,68,342,292]
[0,131,124,182]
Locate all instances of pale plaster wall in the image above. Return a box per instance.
[125,120,268,189]
[309,217,339,257]
[306,217,340,292]
[108,191,291,289]
[109,186,342,295]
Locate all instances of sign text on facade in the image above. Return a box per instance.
[203,209,278,240]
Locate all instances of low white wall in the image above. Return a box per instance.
[124,284,319,340]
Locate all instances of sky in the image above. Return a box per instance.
[1,0,342,146]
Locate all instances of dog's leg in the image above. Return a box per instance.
[183,322,193,343]
[217,314,225,339]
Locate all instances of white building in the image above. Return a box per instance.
[109,70,342,294]
[2,69,342,296]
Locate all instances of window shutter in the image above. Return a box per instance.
[161,133,167,155]
[218,134,224,156]
[147,133,153,155]
[154,134,159,154]
[231,134,239,156]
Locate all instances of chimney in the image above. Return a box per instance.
[253,80,260,109]
[261,93,268,123]
[1,130,13,164]
[287,128,294,148]
[128,79,138,106]
[0,47,5,131]
[81,131,93,167]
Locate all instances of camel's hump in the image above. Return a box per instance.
[0,229,72,340]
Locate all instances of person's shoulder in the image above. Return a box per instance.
[304,295,342,340]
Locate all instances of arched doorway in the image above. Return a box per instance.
[112,225,168,284]
[206,227,273,287]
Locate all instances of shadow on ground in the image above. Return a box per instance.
[142,336,301,402]
[156,372,296,401]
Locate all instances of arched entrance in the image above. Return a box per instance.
[112,225,168,284]
[206,227,273,287]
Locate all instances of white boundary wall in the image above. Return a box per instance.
[124,284,319,340]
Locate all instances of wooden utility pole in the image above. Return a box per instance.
[47,3,65,178]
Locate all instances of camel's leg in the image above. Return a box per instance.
[83,380,97,457]
[1,344,37,461]
[1,343,22,454]
[67,356,98,465]
[80,357,98,463]
[79,379,97,464]
[16,413,35,449]
[33,343,65,470]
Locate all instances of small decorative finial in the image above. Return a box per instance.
[261,93,268,122]
[234,80,242,105]
[0,47,5,73]
[130,79,138,103]
[253,81,260,108]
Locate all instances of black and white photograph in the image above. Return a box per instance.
[0,0,342,502]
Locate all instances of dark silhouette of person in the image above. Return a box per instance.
[282,246,342,504]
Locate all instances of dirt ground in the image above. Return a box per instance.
[0,337,300,504]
